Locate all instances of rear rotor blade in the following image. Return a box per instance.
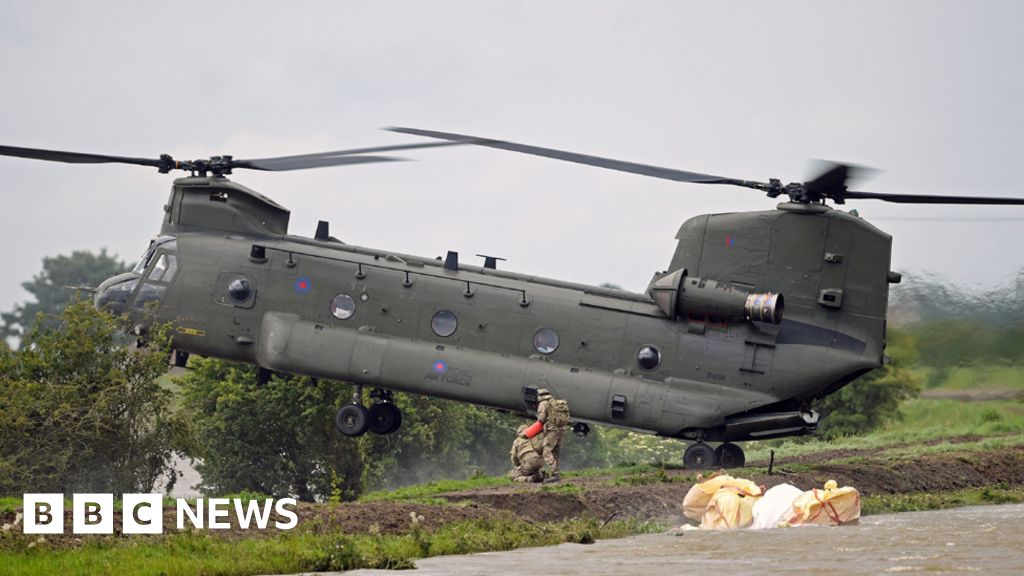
[843,191,1024,205]
[386,127,767,190]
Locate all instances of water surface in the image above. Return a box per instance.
[343,504,1024,575]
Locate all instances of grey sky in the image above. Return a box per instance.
[2,1,1022,315]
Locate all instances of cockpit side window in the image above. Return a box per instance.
[133,236,177,275]
[133,248,156,274]
[163,254,178,282]
[132,283,167,312]
[150,254,169,281]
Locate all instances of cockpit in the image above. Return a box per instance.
[94,235,179,317]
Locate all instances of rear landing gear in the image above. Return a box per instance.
[334,386,403,437]
[368,402,402,435]
[714,442,745,468]
[683,442,746,469]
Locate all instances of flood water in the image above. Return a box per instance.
[341,504,1024,576]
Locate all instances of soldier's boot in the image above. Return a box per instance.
[543,471,561,483]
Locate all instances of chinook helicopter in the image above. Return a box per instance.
[3,133,1023,469]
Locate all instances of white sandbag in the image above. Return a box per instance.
[750,483,803,530]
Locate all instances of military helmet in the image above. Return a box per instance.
[536,388,552,400]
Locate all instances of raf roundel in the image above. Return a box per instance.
[294,276,312,294]
[433,360,447,373]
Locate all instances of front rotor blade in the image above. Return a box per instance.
[386,127,766,190]
[236,154,405,171]
[843,190,1024,204]
[0,144,164,168]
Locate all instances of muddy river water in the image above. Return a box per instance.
[341,504,1024,575]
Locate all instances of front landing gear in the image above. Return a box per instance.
[683,443,716,469]
[334,387,403,437]
[683,442,746,469]
[335,404,370,437]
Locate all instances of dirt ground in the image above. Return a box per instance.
[4,443,1023,545]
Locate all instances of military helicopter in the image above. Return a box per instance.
[3,131,1022,469]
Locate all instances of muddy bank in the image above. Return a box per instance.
[4,445,1022,543]
[429,445,1024,527]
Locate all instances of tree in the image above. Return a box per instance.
[181,359,364,501]
[815,329,921,438]
[0,301,183,495]
[1,249,128,344]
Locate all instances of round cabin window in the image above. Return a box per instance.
[637,345,661,371]
[533,327,560,354]
[227,277,252,303]
[330,294,356,320]
[431,310,458,337]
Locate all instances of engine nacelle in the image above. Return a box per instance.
[648,268,784,324]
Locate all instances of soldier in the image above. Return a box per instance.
[535,388,571,482]
[508,424,545,483]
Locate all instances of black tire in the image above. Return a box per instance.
[714,443,745,468]
[335,404,370,437]
[368,402,403,435]
[683,442,717,469]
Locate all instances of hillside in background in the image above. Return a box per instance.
[888,270,1024,392]
[889,270,1024,327]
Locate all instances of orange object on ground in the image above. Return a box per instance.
[524,421,543,438]
[785,480,861,526]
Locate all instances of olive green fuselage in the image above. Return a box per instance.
[110,176,892,441]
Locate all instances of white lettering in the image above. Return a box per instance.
[25,494,293,534]
[208,498,231,529]
[176,498,203,530]
[274,498,298,530]
[234,499,273,530]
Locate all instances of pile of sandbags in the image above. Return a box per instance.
[682,473,764,530]
[682,472,860,530]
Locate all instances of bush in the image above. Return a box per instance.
[0,301,183,495]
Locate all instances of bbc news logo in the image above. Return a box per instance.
[23,494,298,534]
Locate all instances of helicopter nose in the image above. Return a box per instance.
[94,272,140,316]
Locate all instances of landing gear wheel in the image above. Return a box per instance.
[714,443,745,468]
[335,404,370,437]
[368,403,402,435]
[683,442,717,469]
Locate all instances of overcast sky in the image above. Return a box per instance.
[2,1,1022,315]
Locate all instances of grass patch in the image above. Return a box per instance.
[0,516,662,576]
[359,475,509,503]
[923,365,1024,391]
[741,397,1024,464]
[0,498,21,515]
[608,467,695,486]
[862,485,1024,515]
[535,483,584,496]
[567,462,685,480]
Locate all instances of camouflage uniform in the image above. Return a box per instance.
[536,389,570,479]
[508,424,545,483]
